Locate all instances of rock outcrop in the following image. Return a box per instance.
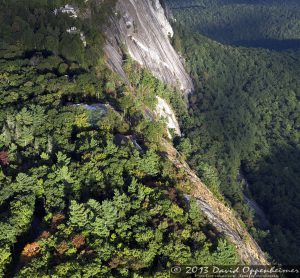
[162,139,269,265]
[155,96,181,138]
[105,0,194,94]
[104,0,268,265]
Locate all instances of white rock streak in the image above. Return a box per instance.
[155,96,181,138]
[130,36,171,69]
[105,0,194,94]
[152,0,174,37]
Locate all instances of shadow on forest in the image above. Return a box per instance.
[233,39,300,51]
[6,199,45,277]
[244,146,300,231]
[243,145,300,264]
[191,8,300,51]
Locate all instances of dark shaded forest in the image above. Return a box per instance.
[167,0,300,265]
[168,0,300,49]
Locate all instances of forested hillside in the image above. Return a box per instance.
[0,1,240,276]
[168,0,300,50]
[167,0,300,265]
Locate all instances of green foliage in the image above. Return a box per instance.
[170,1,300,265]
[0,3,238,275]
[167,0,300,50]
[175,137,192,158]
[0,0,117,68]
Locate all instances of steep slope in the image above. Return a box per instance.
[162,140,268,265]
[104,0,269,265]
[0,1,271,275]
[168,0,300,264]
[105,0,194,94]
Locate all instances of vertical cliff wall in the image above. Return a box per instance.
[105,0,194,94]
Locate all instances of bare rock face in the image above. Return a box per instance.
[155,96,181,138]
[162,140,269,265]
[105,0,194,94]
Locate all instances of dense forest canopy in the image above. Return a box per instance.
[0,0,240,276]
[1,0,300,275]
[167,0,300,50]
[167,0,300,265]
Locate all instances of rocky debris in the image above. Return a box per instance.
[54,4,78,18]
[162,139,269,265]
[155,96,181,138]
[66,26,78,34]
[105,0,194,95]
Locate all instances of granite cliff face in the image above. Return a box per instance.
[162,140,269,265]
[105,0,268,265]
[105,0,194,94]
